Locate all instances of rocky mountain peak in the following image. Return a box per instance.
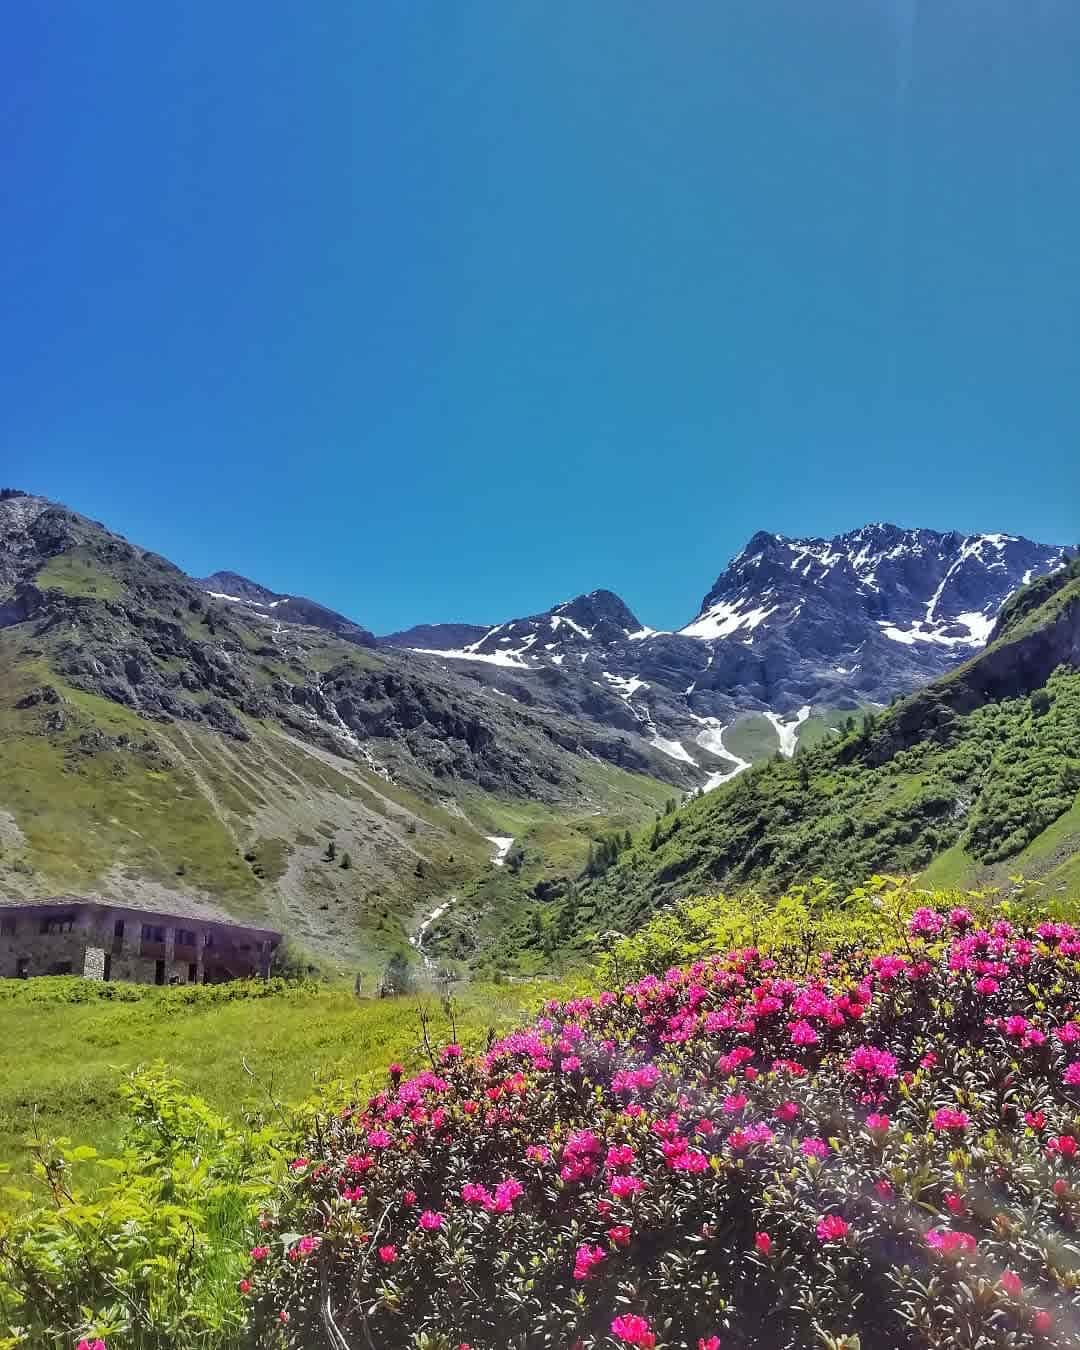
[194,571,377,648]
[681,525,1068,649]
[198,570,281,606]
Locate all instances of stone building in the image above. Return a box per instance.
[0,895,281,984]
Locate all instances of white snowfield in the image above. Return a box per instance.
[648,734,697,766]
[877,610,995,649]
[411,646,532,668]
[486,835,515,866]
[692,717,751,791]
[764,704,812,757]
[678,598,779,641]
[601,671,648,700]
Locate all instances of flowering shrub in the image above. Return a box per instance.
[248,907,1080,1349]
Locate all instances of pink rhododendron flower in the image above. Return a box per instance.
[525,1144,550,1163]
[1001,1270,1023,1297]
[250,1245,270,1261]
[909,907,944,938]
[418,1210,444,1231]
[1064,1063,1080,1086]
[610,1173,645,1198]
[1033,1310,1053,1334]
[378,1244,397,1263]
[611,1314,656,1347]
[607,1223,632,1247]
[572,1242,606,1280]
[932,1107,970,1132]
[789,1020,819,1046]
[699,1338,721,1350]
[866,1113,890,1132]
[606,1143,636,1168]
[77,1342,106,1350]
[816,1214,849,1242]
[800,1137,829,1159]
[754,1231,773,1254]
[845,1045,898,1080]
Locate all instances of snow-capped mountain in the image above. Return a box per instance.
[398,524,1071,774]
[681,525,1063,652]
[406,590,650,668]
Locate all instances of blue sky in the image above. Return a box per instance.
[3,2,1078,633]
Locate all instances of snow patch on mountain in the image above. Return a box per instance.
[679,599,780,641]
[764,705,812,757]
[649,735,697,766]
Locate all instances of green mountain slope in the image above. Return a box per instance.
[555,561,1080,941]
[0,494,683,972]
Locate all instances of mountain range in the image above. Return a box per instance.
[0,486,1074,975]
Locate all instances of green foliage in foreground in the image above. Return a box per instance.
[593,873,1075,985]
[0,1069,275,1348]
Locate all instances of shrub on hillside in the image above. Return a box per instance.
[247,898,1080,1349]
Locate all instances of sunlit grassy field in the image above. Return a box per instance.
[0,975,577,1196]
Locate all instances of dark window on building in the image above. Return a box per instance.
[177,929,196,947]
[15,958,29,979]
[204,932,214,947]
[103,954,112,982]
[40,915,74,935]
[142,924,166,943]
[0,918,15,937]
[113,919,124,937]
[155,959,166,986]
[188,962,198,983]
[47,961,73,976]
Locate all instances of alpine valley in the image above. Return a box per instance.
[0,488,1076,977]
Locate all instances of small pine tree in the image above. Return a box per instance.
[622,829,632,851]
[415,859,426,879]
[325,840,336,862]
[340,852,352,869]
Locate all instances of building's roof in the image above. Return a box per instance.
[0,893,281,942]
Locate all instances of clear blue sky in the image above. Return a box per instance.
[3,2,1078,633]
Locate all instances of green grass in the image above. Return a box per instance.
[722,714,779,762]
[0,976,581,1199]
[34,547,126,601]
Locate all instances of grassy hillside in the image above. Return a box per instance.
[1,499,693,973]
[0,633,676,978]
